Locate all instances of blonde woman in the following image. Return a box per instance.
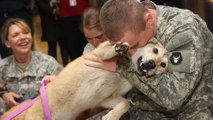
[0,18,63,114]
[82,7,107,54]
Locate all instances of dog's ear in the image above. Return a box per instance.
[148,37,158,44]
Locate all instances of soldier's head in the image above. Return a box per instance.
[100,0,156,54]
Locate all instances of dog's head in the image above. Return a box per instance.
[132,38,168,77]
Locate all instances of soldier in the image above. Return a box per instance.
[0,0,35,59]
[0,18,63,115]
[85,0,213,119]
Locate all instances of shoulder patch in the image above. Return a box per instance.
[168,50,193,73]
[170,52,182,65]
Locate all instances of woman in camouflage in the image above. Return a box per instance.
[82,7,107,54]
[0,18,63,114]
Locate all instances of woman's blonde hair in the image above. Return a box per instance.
[1,18,31,41]
[81,7,102,32]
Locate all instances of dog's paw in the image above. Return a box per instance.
[102,111,119,120]
[115,42,129,56]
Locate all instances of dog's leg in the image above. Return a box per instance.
[102,42,129,60]
[113,79,132,96]
[99,96,130,120]
[102,47,118,60]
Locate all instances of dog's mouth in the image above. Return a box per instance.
[137,56,156,77]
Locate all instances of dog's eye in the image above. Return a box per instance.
[160,62,166,68]
[153,48,158,54]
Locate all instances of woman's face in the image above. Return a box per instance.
[83,27,106,47]
[4,24,32,55]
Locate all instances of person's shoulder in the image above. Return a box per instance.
[30,51,63,71]
[83,43,95,54]
[32,51,58,63]
[156,4,196,19]
[0,56,13,66]
[33,51,54,59]
[0,56,14,72]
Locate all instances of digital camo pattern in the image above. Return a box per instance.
[117,2,213,120]
[88,1,213,120]
[83,43,96,54]
[0,51,63,114]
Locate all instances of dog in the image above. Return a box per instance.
[1,38,168,120]
[1,41,132,120]
[132,37,168,77]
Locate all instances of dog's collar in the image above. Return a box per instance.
[3,80,51,120]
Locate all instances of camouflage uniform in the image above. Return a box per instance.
[88,1,213,120]
[0,51,63,115]
[83,43,96,54]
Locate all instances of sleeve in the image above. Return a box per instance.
[0,67,8,97]
[47,57,64,75]
[83,43,95,54]
[116,29,204,110]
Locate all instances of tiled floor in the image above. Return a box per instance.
[33,14,63,65]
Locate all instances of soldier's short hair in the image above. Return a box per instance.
[100,0,148,41]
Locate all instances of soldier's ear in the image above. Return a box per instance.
[144,12,151,22]
[144,12,154,28]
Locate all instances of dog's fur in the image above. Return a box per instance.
[132,38,168,77]
[1,41,132,120]
[1,38,168,120]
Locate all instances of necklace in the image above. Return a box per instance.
[15,61,28,73]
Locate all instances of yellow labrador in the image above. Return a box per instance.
[1,41,132,120]
[132,38,168,77]
[1,38,167,120]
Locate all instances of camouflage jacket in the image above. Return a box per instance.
[83,43,96,54]
[0,51,63,99]
[114,2,213,119]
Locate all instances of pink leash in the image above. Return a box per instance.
[3,80,51,120]
[40,80,52,120]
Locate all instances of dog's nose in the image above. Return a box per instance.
[142,60,156,70]
[148,60,156,69]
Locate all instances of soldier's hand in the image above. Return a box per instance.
[41,75,55,83]
[40,75,56,88]
[2,92,21,108]
[84,53,117,72]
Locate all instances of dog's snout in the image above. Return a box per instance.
[142,60,156,70]
[148,60,156,69]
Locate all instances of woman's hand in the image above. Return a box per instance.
[2,92,21,108]
[84,53,117,72]
[41,75,56,87]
